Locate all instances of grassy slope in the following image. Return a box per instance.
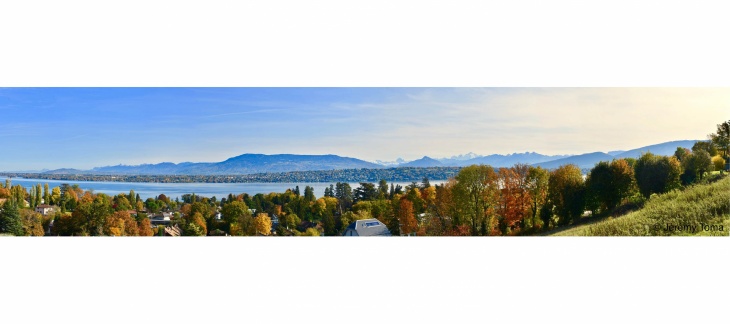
[552,175,730,236]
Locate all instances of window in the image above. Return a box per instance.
[364,222,381,228]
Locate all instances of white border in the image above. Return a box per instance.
[1,1,729,324]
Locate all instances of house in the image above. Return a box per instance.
[343,219,392,236]
[35,204,56,216]
[150,213,172,226]
[270,214,279,229]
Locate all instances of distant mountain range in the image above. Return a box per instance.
[44,154,381,176]
[36,140,703,175]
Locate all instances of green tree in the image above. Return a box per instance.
[303,186,316,202]
[34,184,42,208]
[526,166,549,228]
[710,120,730,163]
[681,150,712,185]
[452,165,499,236]
[128,190,137,206]
[377,179,389,199]
[221,201,250,223]
[114,195,132,211]
[692,140,717,157]
[43,183,50,205]
[354,182,377,202]
[73,194,113,236]
[634,153,682,198]
[548,164,585,226]
[0,201,24,236]
[322,211,337,236]
[674,147,690,162]
[334,182,353,215]
[586,159,635,212]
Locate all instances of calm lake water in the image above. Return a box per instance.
[0,176,445,201]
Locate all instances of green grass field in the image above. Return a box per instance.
[552,175,730,236]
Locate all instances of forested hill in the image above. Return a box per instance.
[2,167,462,183]
[79,154,383,175]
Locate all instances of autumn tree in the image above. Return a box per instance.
[0,187,9,199]
[104,211,139,236]
[397,198,418,236]
[20,209,45,236]
[51,187,61,205]
[73,194,113,236]
[138,217,154,236]
[634,153,682,198]
[50,212,84,236]
[497,167,522,234]
[548,164,585,226]
[114,195,132,211]
[452,165,499,236]
[184,212,207,236]
[712,155,726,172]
[254,213,272,235]
[302,228,321,236]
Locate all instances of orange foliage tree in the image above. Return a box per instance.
[397,198,418,235]
[138,217,154,236]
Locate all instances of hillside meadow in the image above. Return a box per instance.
[552,174,730,236]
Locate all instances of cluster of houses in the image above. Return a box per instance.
[3,198,393,236]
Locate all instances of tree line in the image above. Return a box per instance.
[0,167,462,184]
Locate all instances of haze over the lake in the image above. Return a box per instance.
[1,88,727,171]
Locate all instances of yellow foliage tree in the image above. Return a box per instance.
[712,155,726,171]
[104,211,139,236]
[138,217,154,236]
[302,228,321,236]
[20,209,45,236]
[254,213,272,235]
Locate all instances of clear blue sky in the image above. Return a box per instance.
[0,88,726,171]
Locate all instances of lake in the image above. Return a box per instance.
[0,176,445,201]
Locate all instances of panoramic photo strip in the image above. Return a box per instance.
[0,88,728,237]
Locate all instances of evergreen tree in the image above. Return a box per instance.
[377,179,388,199]
[0,201,23,236]
[421,177,431,189]
[304,186,315,202]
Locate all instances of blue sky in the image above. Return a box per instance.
[0,88,727,171]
